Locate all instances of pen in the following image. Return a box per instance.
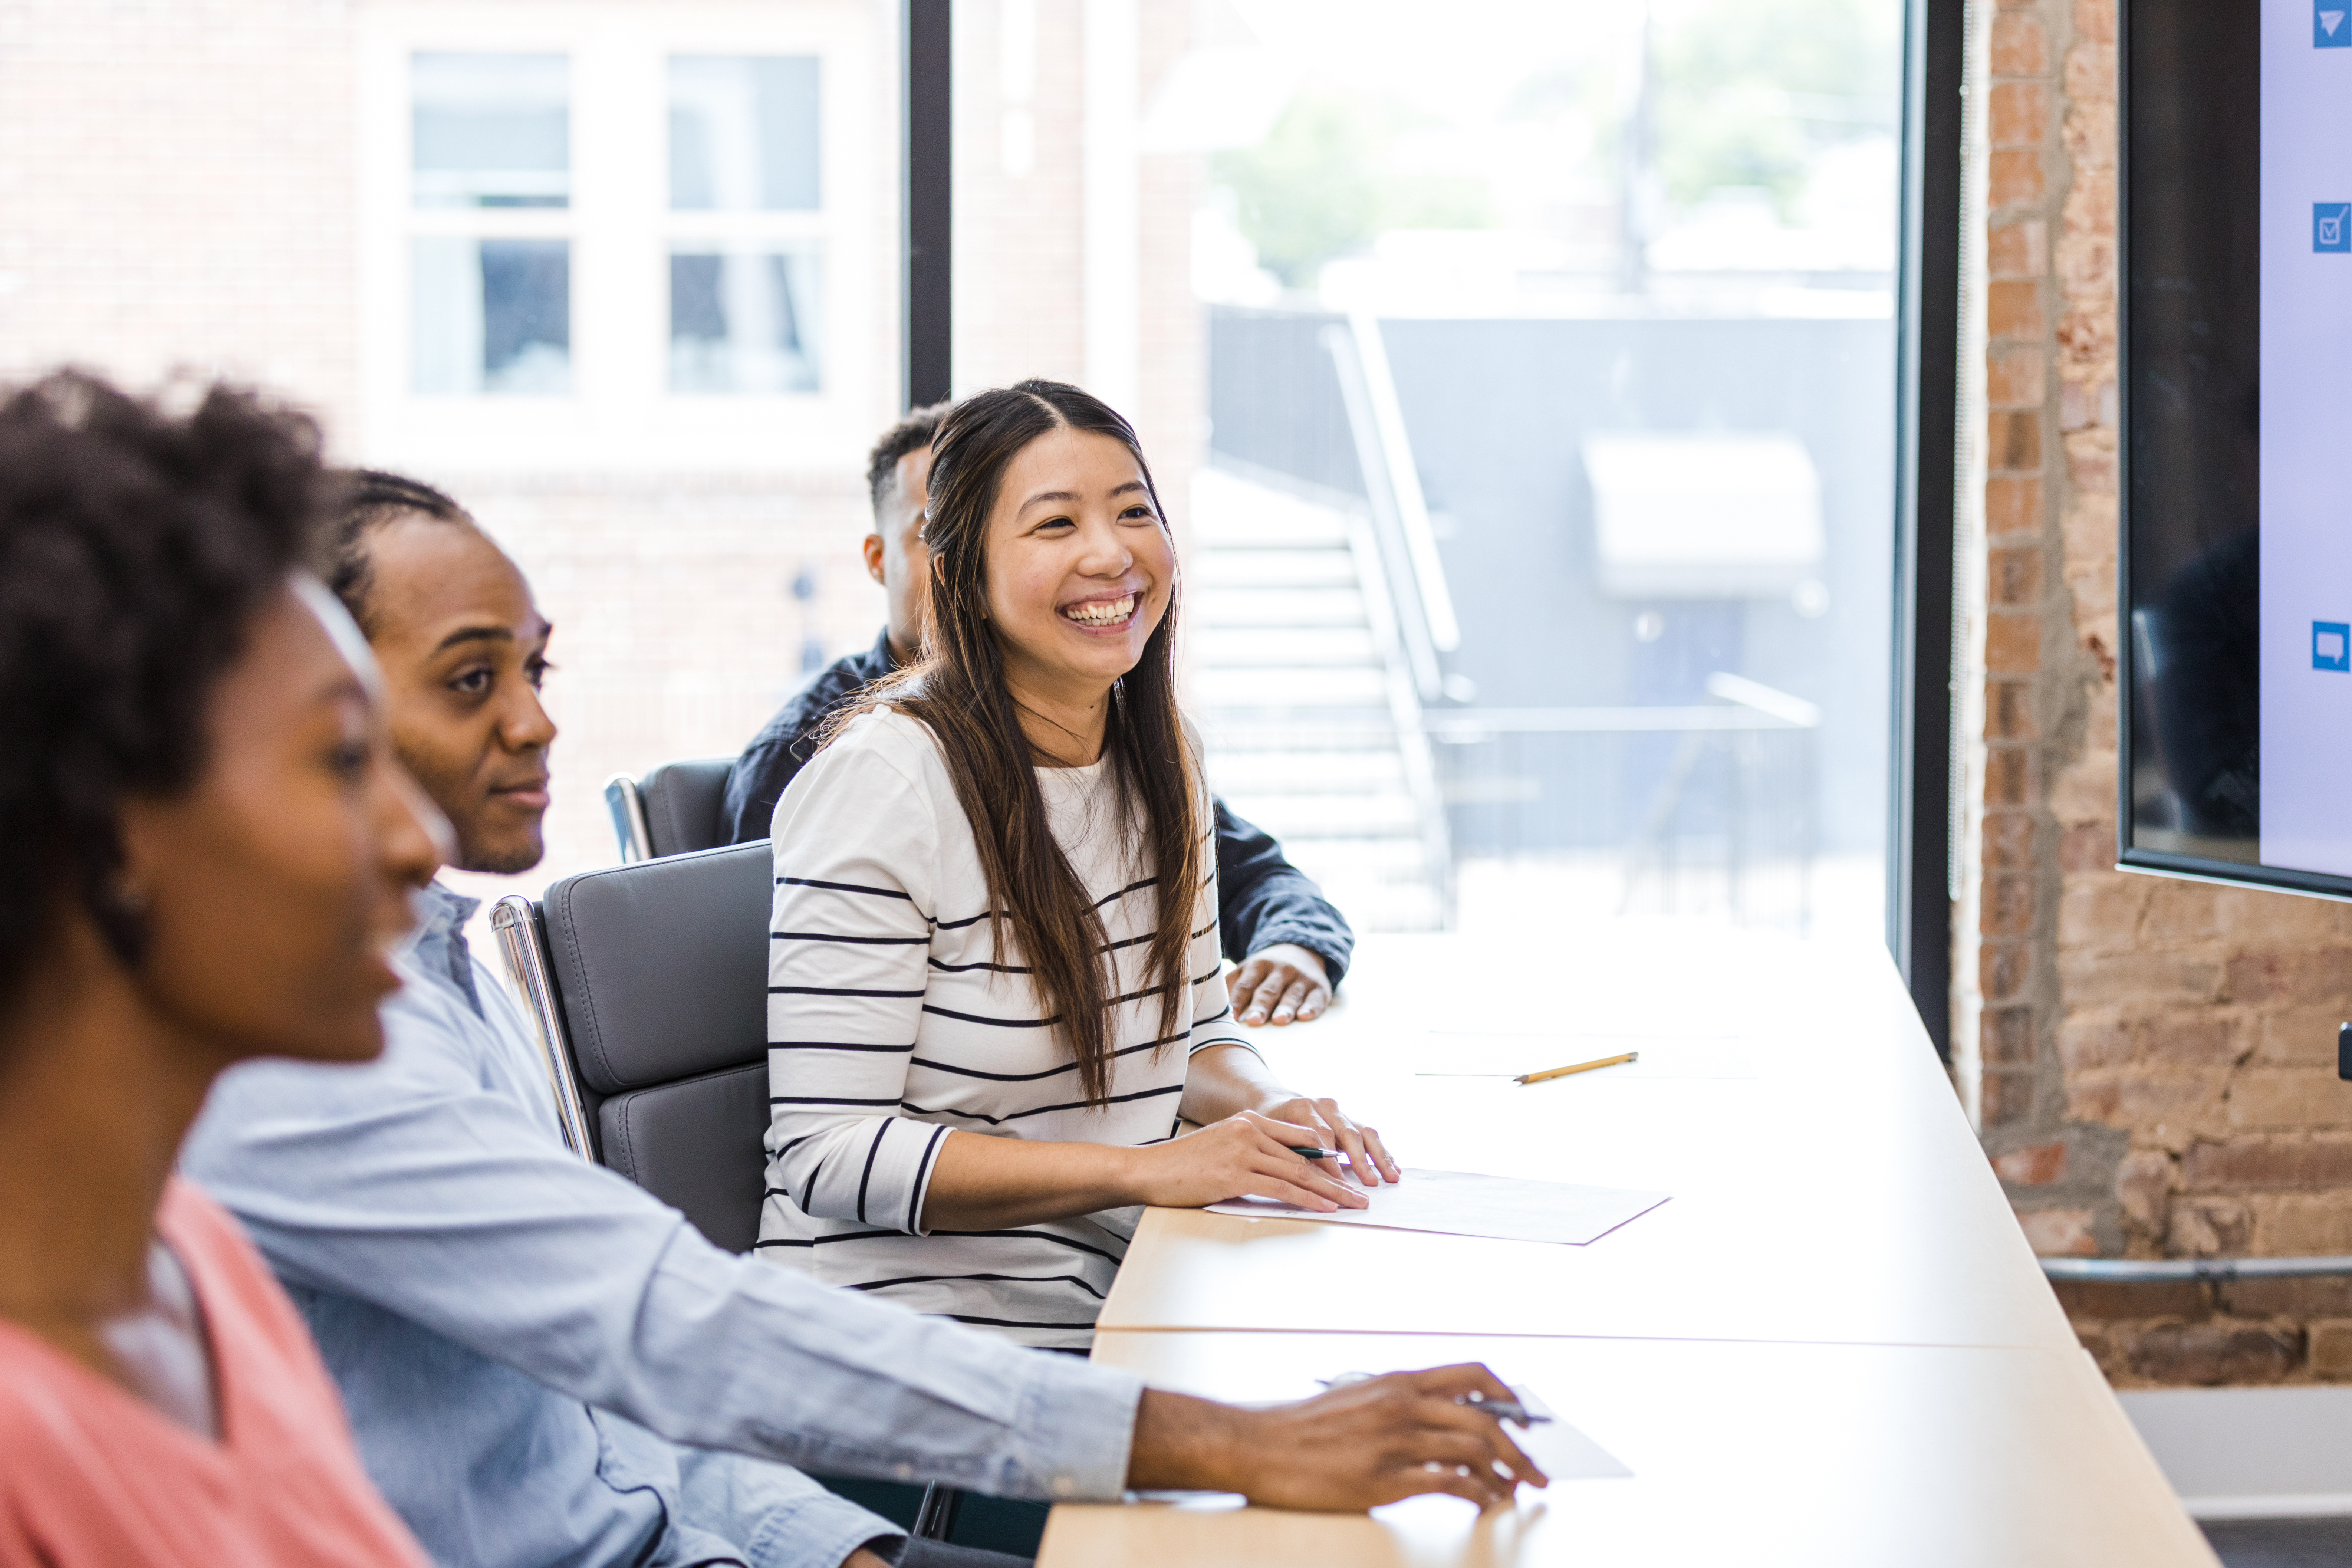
[1464,1397,1549,1426]
[1516,1050,1638,1085]
[1320,1374,1553,1427]
[1286,1145,1341,1159]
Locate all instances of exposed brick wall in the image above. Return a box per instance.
[0,0,359,435]
[954,0,1091,394]
[953,0,1203,535]
[451,471,879,885]
[1968,0,2352,1385]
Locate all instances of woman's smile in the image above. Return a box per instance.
[1059,587,1142,631]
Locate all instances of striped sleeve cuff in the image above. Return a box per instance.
[1188,1033,1260,1062]
[903,1121,951,1237]
[824,1115,951,1235]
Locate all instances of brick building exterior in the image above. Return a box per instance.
[0,0,1201,891]
[0,0,360,434]
[1963,0,2352,1384]
[951,0,1203,548]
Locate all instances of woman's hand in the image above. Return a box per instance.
[1127,1110,1372,1212]
[1256,1093,1400,1188]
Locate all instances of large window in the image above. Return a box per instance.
[357,5,891,474]
[954,0,1903,939]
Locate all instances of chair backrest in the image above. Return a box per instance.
[641,757,736,857]
[496,841,773,1252]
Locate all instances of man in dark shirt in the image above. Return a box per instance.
[723,407,1353,1026]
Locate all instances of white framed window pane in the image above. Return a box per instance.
[413,52,570,209]
[668,56,820,211]
[668,248,821,393]
[412,237,572,395]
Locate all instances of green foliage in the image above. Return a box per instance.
[1649,0,1902,214]
[1211,92,1495,289]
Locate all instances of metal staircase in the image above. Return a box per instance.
[1183,461,1450,930]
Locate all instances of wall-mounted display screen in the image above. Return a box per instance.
[2125,0,2352,896]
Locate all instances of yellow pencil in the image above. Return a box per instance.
[1514,1051,1638,1085]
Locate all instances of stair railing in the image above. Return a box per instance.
[1320,317,1460,703]
[1320,316,1456,924]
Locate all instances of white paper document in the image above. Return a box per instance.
[1204,1166,1670,1246]
[1315,1378,1634,1480]
[1513,1413,1634,1480]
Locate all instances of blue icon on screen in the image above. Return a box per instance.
[2321,1,2349,45]
[2317,622,2351,671]
[2320,204,2352,252]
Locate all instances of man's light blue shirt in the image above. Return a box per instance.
[181,882,1144,1568]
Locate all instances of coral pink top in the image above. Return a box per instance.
[0,1177,429,1568]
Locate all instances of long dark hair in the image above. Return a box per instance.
[833,380,1202,1105]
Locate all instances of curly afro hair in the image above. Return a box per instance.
[0,370,340,1003]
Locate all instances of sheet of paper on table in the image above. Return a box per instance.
[1204,1167,1671,1246]
[1516,1412,1634,1480]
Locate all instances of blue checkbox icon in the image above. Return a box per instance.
[2320,204,2352,252]
[2321,1,2349,45]
[2316,622,2351,671]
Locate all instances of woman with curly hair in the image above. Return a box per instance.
[0,373,442,1566]
[757,381,1399,1352]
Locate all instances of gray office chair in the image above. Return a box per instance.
[604,756,735,862]
[487,843,966,1541]
[489,840,772,1246]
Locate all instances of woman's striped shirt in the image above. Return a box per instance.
[756,706,1249,1350]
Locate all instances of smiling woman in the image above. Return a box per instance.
[0,372,443,1565]
[754,380,1395,1360]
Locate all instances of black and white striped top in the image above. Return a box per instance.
[757,706,1249,1350]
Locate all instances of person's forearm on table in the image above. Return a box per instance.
[1186,1045,1400,1184]
[916,1131,1154,1231]
[1177,1042,1292,1123]
[200,1047,1533,1518]
[918,1063,1364,1231]
[1214,802,1352,976]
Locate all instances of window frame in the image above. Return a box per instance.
[897,0,1963,1040]
[356,1,898,473]
[1889,0,1964,1057]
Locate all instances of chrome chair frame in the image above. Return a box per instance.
[603,773,653,864]
[489,895,599,1158]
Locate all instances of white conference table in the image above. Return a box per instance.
[1039,922,2217,1567]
